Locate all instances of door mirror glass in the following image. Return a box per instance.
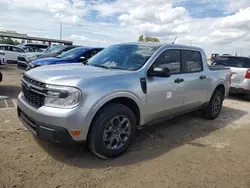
[79,56,87,64]
[148,66,171,77]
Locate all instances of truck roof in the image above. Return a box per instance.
[118,42,203,51]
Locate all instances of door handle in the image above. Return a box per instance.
[199,75,206,80]
[174,78,184,83]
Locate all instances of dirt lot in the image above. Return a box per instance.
[1,65,250,188]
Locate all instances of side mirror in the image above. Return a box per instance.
[148,66,171,77]
[79,56,87,64]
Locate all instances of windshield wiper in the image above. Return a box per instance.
[89,64,110,69]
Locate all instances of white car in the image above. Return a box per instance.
[0,44,24,63]
[17,52,43,70]
[0,51,6,65]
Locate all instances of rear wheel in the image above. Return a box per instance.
[203,89,224,120]
[88,103,136,159]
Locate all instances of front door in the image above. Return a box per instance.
[146,49,186,123]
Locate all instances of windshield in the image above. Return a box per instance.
[88,44,160,71]
[44,45,66,54]
[56,47,85,59]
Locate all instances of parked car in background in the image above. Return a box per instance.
[0,51,6,65]
[22,46,43,53]
[0,44,24,63]
[17,43,49,52]
[17,45,80,70]
[26,47,103,70]
[211,53,219,61]
[18,43,231,159]
[212,55,250,99]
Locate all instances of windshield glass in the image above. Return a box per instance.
[88,44,160,71]
[56,47,85,59]
[45,45,66,54]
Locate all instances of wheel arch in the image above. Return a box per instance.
[211,81,226,100]
[84,92,143,140]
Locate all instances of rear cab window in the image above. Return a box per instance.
[183,50,203,73]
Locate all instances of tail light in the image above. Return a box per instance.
[245,69,250,79]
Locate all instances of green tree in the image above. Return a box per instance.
[0,37,6,44]
[5,37,14,45]
[138,35,160,42]
[138,35,144,42]
[13,40,20,45]
[0,37,19,45]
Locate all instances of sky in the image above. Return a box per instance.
[0,0,250,56]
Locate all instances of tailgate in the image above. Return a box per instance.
[230,67,247,84]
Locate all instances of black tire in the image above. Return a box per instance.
[244,94,250,101]
[88,103,136,159]
[203,89,224,120]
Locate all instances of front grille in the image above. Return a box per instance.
[22,85,45,108]
[23,75,46,88]
[22,75,46,108]
[18,56,26,62]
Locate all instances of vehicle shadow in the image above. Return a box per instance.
[228,94,250,102]
[35,106,247,169]
[0,85,21,99]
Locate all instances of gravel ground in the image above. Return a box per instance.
[1,65,250,188]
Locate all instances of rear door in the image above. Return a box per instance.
[182,50,208,110]
[6,46,15,61]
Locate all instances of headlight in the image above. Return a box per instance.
[0,52,5,56]
[44,85,81,108]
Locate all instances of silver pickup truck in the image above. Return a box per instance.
[17,43,232,159]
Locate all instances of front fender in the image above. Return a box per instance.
[81,91,145,140]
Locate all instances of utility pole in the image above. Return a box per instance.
[60,23,62,40]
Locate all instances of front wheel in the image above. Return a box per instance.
[88,103,136,159]
[203,89,224,120]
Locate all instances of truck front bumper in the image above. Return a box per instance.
[17,93,88,143]
[17,107,79,144]
[17,61,28,70]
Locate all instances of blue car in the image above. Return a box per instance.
[27,46,103,70]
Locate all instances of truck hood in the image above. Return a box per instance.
[25,64,130,86]
[31,57,72,65]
